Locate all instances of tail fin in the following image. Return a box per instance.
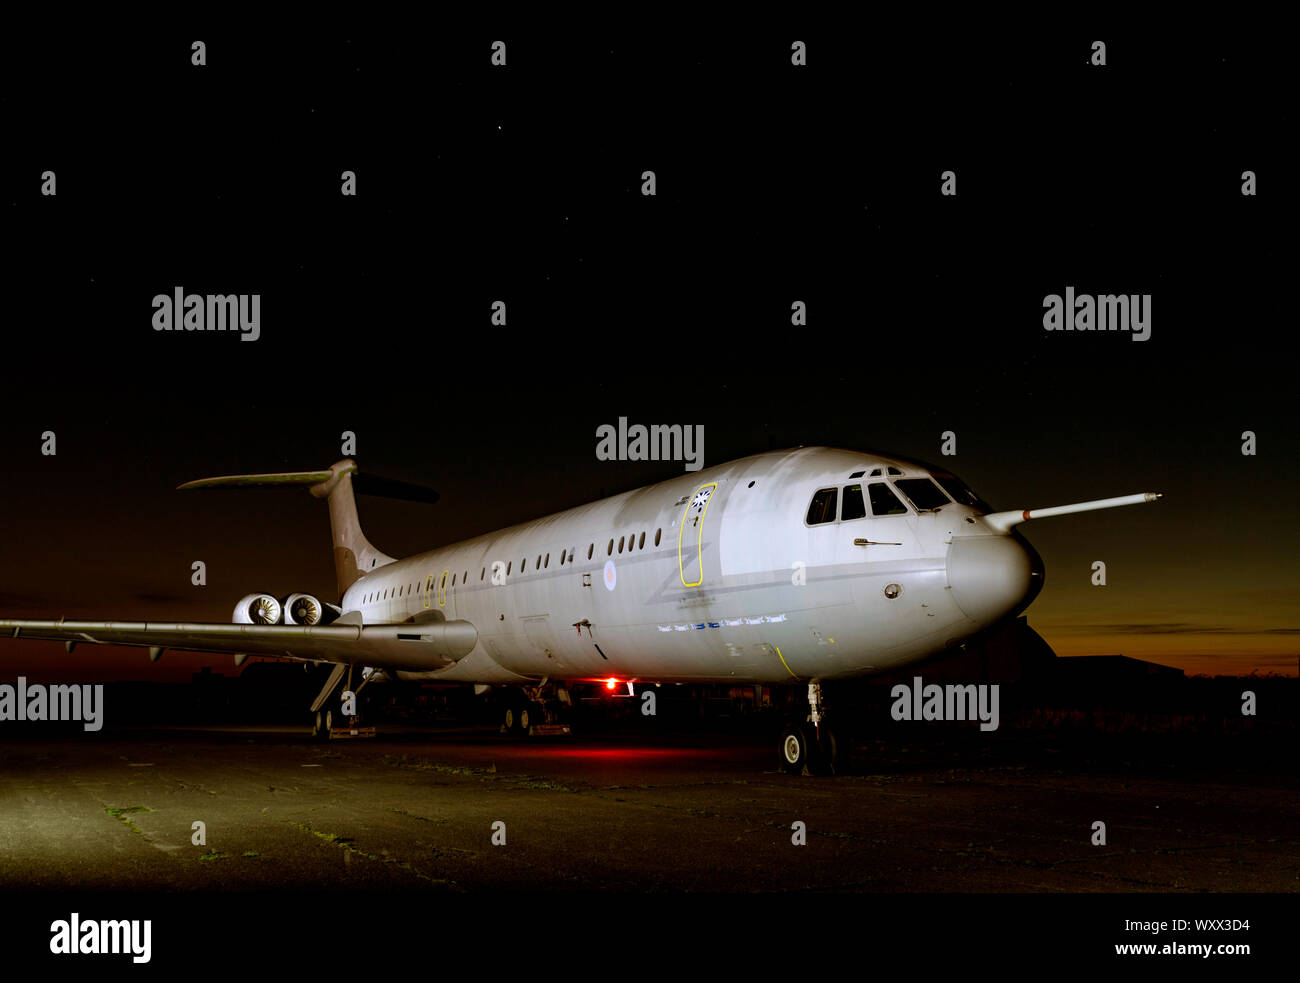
[179,459,436,596]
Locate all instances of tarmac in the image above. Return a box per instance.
[1,723,1297,893]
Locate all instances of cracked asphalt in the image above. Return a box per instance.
[2,725,1296,892]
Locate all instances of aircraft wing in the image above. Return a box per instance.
[0,618,478,671]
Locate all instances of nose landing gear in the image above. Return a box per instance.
[778,681,842,775]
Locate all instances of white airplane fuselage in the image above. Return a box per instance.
[343,447,1041,686]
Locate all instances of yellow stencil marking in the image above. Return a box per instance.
[774,645,798,679]
[677,482,718,588]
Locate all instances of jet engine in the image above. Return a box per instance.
[232,593,282,625]
[282,593,340,626]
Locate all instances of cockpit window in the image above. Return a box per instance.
[895,478,950,511]
[932,472,992,512]
[806,487,838,525]
[868,482,907,516]
[841,484,866,521]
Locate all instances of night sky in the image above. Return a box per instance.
[2,32,1294,682]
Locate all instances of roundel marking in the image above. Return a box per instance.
[603,559,617,591]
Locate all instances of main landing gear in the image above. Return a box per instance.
[778,681,843,776]
[500,679,572,737]
[309,663,376,741]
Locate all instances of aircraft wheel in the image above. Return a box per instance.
[312,708,334,742]
[811,723,840,776]
[520,701,545,735]
[778,721,810,774]
[503,705,522,736]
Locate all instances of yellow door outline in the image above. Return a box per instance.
[678,481,718,587]
[423,573,434,609]
[438,569,449,607]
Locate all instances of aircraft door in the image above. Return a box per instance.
[677,481,718,588]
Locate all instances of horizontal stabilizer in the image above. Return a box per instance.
[177,461,437,593]
[179,465,438,504]
[178,470,333,491]
[352,472,440,505]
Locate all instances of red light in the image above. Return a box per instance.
[605,678,617,691]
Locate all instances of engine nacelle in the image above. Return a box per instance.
[282,593,340,626]
[233,592,282,625]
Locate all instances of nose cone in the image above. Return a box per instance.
[947,535,1039,626]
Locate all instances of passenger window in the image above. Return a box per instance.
[638,531,645,550]
[806,487,838,525]
[841,484,867,521]
[618,536,625,553]
[868,482,908,516]
[588,544,594,560]
[654,528,661,546]
[895,478,950,512]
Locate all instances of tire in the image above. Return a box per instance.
[809,722,839,776]
[503,705,521,736]
[778,721,809,774]
[520,701,545,734]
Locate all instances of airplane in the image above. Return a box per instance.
[0,447,1161,774]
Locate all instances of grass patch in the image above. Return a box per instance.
[280,818,463,891]
[105,805,151,817]
[391,808,449,824]
[105,805,152,837]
